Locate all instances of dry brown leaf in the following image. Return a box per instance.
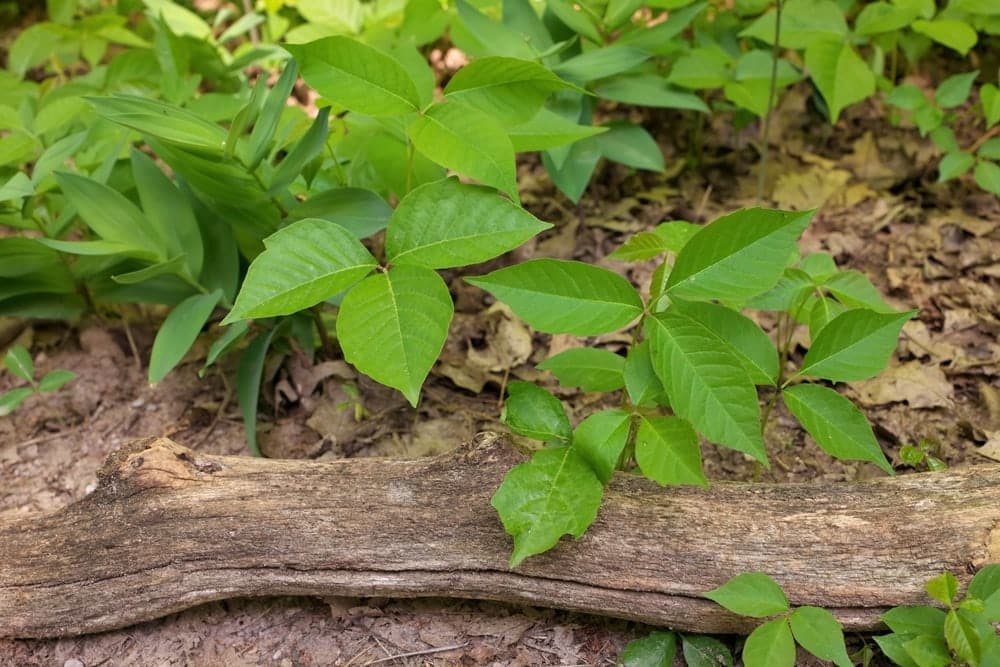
[849,360,954,409]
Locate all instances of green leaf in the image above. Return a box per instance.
[855,1,920,35]
[911,19,977,55]
[336,265,453,406]
[808,297,847,338]
[507,108,608,152]
[408,102,518,196]
[55,172,165,259]
[467,259,643,336]
[979,138,1000,160]
[624,340,667,407]
[268,106,330,195]
[225,219,377,321]
[148,290,222,384]
[681,634,733,667]
[796,308,915,381]
[926,571,959,606]
[0,387,33,416]
[882,606,947,636]
[546,0,601,42]
[936,70,978,109]
[824,270,894,311]
[982,84,1000,128]
[938,151,974,181]
[572,408,630,484]
[202,321,248,375]
[742,619,795,667]
[502,381,572,444]
[88,95,226,153]
[668,49,732,90]
[789,606,852,667]
[609,221,701,262]
[237,329,276,457]
[537,348,626,392]
[112,256,190,285]
[782,384,892,473]
[974,161,1000,197]
[671,300,779,385]
[386,177,549,269]
[740,0,847,48]
[804,39,875,123]
[248,60,298,169]
[288,188,392,240]
[969,564,1000,620]
[4,345,33,382]
[902,634,952,667]
[617,2,706,53]
[594,75,710,113]
[455,0,536,60]
[646,311,766,463]
[597,122,664,171]
[887,84,929,111]
[130,148,203,279]
[667,208,813,303]
[705,572,790,618]
[552,46,650,82]
[38,369,75,392]
[36,238,148,259]
[444,57,577,125]
[542,135,602,203]
[618,631,677,667]
[873,634,920,667]
[287,36,419,116]
[945,609,981,665]
[636,415,706,487]
[491,445,603,567]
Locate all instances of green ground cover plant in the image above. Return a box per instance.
[0,343,75,415]
[1,1,998,662]
[619,566,1000,667]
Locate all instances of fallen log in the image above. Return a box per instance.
[1,433,998,639]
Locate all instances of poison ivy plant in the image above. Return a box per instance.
[705,572,854,667]
[479,207,911,566]
[875,566,1000,667]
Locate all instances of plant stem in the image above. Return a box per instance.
[311,304,335,357]
[756,0,783,205]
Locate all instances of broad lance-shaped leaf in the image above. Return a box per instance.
[667,208,814,303]
[803,39,875,123]
[672,300,779,385]
[466,259,642,336]
[572,409,630,483]
[537,347,625,392]
[130,148,203,279]
[55,172,165,260]
[88,95,227,154]
[408,102,518,197]
[646,311,766,463]
[635,415,706,487]
[288,188,392,240]
[443,56,579,125]
[336,265,453,407]
[796,308,916,382]
[267,106,330,195]
[224,219,377,321]
[491,446,603,568]
[386,177,549,269]
[782,384,893,474]
[743,619,796,667]
[506,108,608,152]
[149,289,223,384]
[502,381,571,444]
[286,37,420,117]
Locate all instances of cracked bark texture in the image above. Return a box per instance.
[2,433,998,638]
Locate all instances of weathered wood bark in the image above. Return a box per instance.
[1,433,998,639]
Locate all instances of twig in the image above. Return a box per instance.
[756,0,783,205]
[362,643,468,666]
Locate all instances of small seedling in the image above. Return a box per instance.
[1,345,76,416]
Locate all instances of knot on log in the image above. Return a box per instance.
[97,437,225,492]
